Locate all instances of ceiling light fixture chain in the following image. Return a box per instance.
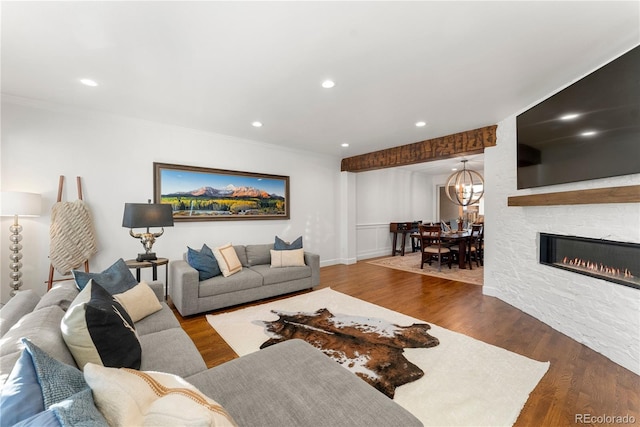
[444,160,485,206]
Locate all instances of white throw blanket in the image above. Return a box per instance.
[49,200,98,274]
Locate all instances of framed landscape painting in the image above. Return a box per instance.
[154,163,290,221]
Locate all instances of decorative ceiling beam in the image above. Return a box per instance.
[340,125,497,172]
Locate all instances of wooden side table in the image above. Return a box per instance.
[125,258,169,299]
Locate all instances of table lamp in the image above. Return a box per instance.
[1,191,42,296]
[122,200,173,262]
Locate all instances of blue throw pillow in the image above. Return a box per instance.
[187,244,221,280]
[12,409,59,426]
[274,236,303,251]
[0,349,44,426]
[72,258,137,293]
[0,339,108,427]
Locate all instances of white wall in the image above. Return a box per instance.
[339,172,357,265]
[0,97,342,303]
[484,115,640,374]
[355,168,433,259]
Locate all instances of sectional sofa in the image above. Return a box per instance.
[0,279,422,426]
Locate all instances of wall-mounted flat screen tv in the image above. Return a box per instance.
[516,45,640,189]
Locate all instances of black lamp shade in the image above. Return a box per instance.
[122,203,174,228]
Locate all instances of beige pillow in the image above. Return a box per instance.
[213,244,243,277]
[84,363,237,426]
[270,248,306,268]
[114,281,162,323]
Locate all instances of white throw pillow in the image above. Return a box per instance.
[213,244,243,277]
[270,248,306,268]
[84,363,237,426]
[113,281,162,323]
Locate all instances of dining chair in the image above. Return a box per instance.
[418,224,452,271]
[451,224,483,269]
[409,220,423,252]
[474,224,484,266]
[469,224,484,267]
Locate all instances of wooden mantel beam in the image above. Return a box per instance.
[507,185,640,206]
[340,125,497,172]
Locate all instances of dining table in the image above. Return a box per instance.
[441,230,472,269]
[409,228,473,269]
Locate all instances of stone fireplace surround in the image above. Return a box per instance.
[483,115,640,375]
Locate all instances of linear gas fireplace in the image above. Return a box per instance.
[540,233,640,290]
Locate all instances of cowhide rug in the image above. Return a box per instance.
[206,288,551,427]
[260,308,439,398]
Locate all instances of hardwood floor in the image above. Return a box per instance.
[173,261,640,426]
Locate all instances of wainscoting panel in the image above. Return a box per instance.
[356,223,393,260]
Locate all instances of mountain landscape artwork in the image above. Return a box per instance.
[154,163,289,221]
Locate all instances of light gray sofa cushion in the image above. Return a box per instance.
[0,290,41,336]
[34,280,79,312]
[1,305,77,383]
[250,264,311,286]
[246,243,274,266]
[198,268,263,297]
[186,340,422,427]
[134,303,180,336]
[139,328,207,378]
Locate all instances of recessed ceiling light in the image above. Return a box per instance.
[80,78,98,87]
[581,130,597,136]
[321,80,335,89]
[415,121,427,127]
[252,121,263,128]
[560,113,580,120]
[451,168,458,171]
[341,143,349,148]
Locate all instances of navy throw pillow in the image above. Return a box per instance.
[274,236,303,251]
[61,281,141,370]
[187,244,221,280]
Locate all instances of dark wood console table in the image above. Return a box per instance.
[390,222,421,256]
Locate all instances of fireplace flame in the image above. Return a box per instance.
[561,257,634,279]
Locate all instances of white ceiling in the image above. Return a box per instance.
[2,1,639,176]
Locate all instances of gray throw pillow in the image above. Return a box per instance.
[274,236,303,251]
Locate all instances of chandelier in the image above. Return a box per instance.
[444,160,485,206]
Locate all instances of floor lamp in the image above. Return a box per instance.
[1,191,42,297]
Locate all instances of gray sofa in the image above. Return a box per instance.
[0,280,422,426]
[170,243,320,316]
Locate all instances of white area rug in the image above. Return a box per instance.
[207,288,549,426]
